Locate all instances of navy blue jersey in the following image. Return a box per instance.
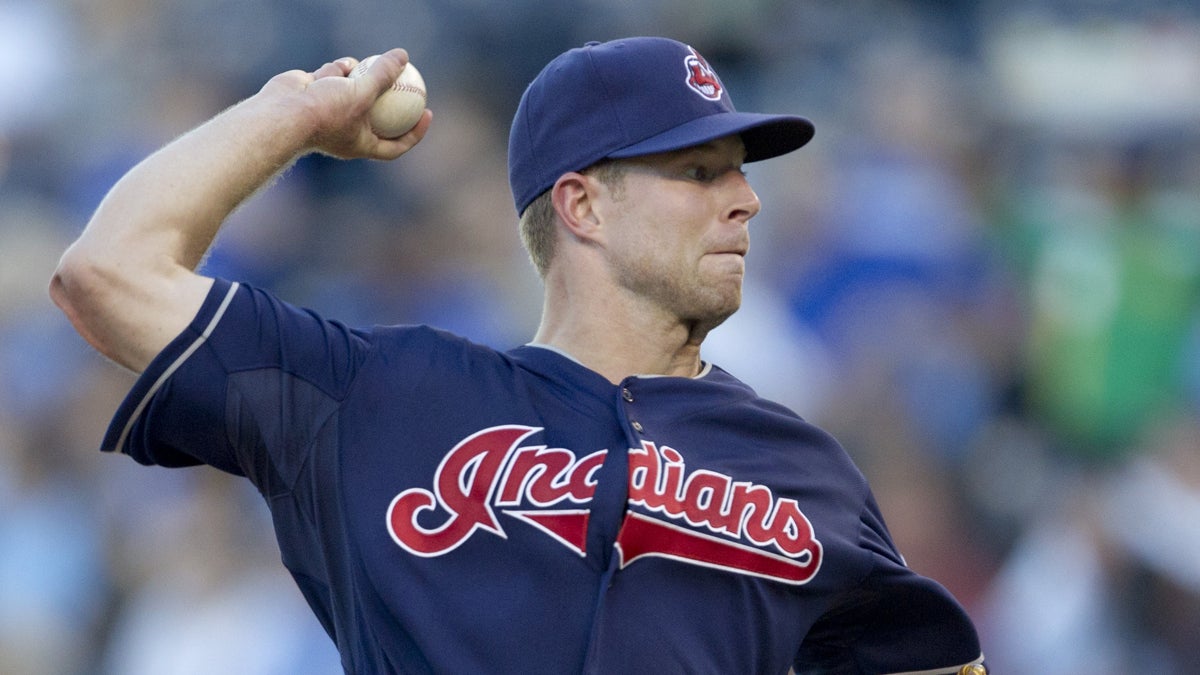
[103,278,984,674]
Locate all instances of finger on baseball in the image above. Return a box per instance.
[375,48,411,70]
[366,49,410,93]
[312,58,355,79]
[374,109,432,159]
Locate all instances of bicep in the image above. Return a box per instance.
[50,248,213,373]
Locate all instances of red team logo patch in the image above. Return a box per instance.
[386,426,823,585]
[684,46,723,101]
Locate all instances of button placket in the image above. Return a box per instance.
[621,382,643,434]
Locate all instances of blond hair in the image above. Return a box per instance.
[518,160,627,278]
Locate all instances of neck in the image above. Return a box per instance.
[532,279,708,384]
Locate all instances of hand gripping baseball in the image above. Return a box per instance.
[278,48,431,160]
[348,55,427,138]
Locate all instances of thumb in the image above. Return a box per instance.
[356,48,410,98]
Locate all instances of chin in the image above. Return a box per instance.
[692,295,741,331]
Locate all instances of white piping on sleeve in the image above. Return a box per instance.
[113,281,240,452]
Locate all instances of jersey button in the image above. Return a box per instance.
[631,421,644,433]
[622,388,634,402]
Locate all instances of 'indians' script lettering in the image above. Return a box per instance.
[386,426,823,584]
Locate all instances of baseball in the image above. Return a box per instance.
[350,55,427,138]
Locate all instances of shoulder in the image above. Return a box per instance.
[366,323,510,366]
[350,324,522,399]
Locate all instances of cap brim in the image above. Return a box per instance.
[607,112,815,163]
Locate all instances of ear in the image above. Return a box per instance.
[550,172,604,243]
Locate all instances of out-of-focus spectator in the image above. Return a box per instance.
[996,141,1200,460]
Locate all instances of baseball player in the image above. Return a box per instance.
[51,37,986,674]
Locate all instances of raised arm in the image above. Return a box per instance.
[50,49,431,373]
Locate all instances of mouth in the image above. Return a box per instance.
[706,236,750,270]
[706,251,747,277]
[713,236,749,258]
[705,249,744,260]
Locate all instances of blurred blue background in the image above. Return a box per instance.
[2,1,1200,673]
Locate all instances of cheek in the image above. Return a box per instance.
[634,226,693,272]
[608,192,707,266]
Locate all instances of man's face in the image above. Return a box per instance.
[596,135,761,332]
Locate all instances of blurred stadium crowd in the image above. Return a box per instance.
[2,0,1200,673]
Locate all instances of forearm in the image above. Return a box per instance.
[50,93,315,372]
[85,94,316,274]
[50,50,429,373]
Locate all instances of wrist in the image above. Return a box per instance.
[234,84,325,163]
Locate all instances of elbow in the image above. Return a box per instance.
[49,244,201,374]
[49,247,95,320]
[49,247,118,350]
[49,247,139,370]
[49,253,72,311]
[50,249,80,318]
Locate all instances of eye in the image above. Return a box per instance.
[682,164,746,183]
[684,164,729,182]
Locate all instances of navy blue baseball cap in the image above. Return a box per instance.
[508,37,815,214]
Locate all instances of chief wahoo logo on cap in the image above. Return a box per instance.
[684,47,723,101]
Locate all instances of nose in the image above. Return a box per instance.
[726,172,761,224]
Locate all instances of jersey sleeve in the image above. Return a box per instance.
[794,493,985,674]
[101,278,371,483]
